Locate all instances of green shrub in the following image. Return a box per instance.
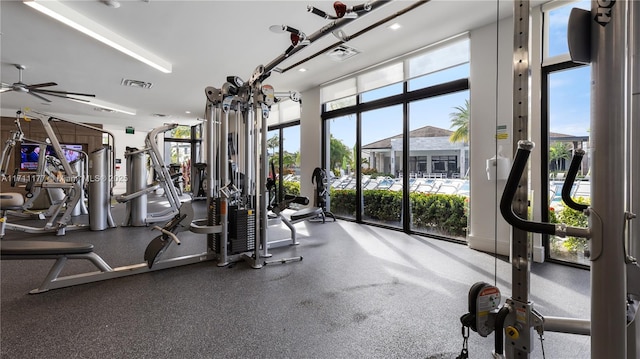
[363,190,402,221]
[328,188,468,237]
[556,197,589,253]
[410,193,467,236]
[282,180,300,196]
[330,188,357,216]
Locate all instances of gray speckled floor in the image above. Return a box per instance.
[1,199,590,358]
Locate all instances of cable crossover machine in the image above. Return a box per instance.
[457,1,639,358]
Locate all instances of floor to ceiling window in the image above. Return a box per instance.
[361,104,403,228]
[322,34,470,241]
[408,91,469,240]
[164,124,201,194]
[326,114,357,220]
[266,99,302,204]
[541,0,591,266]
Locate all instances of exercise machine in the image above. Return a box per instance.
[0,111,85,220]
[0,194,213,294]
[188,1,380,266]
[1,0,387,293]
[117,123,182,226]
[459,1,639,358]
[312,167,336,222]
[0,110,116,235]
[265,161,325,252]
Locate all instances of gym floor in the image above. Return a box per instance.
[1,198,590,358]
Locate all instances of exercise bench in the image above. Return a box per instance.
[1,240,113,294]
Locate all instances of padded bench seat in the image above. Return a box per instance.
[290,207,323,222]
[0,193,25,210]
[1,240,94,256]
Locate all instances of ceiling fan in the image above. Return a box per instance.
[0,64,95,103]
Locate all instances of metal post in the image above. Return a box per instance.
[254,85,270,260]
[88,148,110,231]
[590,0,628,357]
[628,1,640,357]
[219,102,229,266]
[126,149,147,227]
[504,0,535,357]
[205,101,217,259]
[630,0,640,271]
[71,158,88,217]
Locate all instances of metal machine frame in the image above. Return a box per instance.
[461,1,640,358]
[117,123,183,226]
[0,110,116,235]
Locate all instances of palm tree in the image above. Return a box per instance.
[266,134,279,156]
[449,99,470,143]
[549,142,572,172]
[330,135,351,172]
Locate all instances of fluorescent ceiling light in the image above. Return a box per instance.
[69,98,136,116]
[23,0,172,73]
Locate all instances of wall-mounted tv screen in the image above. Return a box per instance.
[19,143,85,171]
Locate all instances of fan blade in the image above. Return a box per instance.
[34,89,95,97]
[31,91,90,102]
[25,82,57,89]
[0,83,14,93]
[27,91,51,103]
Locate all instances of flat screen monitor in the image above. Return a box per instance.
[19,143,84,171]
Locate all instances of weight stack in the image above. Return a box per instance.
[210,199,255,255]
[228,206,256,254]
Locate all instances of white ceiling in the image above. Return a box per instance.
[1,0,529,131]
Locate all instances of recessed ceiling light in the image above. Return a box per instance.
[185,111,191,114]
[298,68,307,72]
[388,23,402,31]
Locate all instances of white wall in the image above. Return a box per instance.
[299,87,322,203]
[102,124,149,195]
[466,12,544,262]
[467,17,514,258]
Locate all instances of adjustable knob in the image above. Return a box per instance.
[505,325,520,340]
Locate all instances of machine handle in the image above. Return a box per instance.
[560,149,589,212]
[499,141,556,235]
[152,225,181,245]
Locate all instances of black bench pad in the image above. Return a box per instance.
[1,241,94,255]
[290,207,323,222]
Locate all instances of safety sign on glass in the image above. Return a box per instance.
[496,125,508,140]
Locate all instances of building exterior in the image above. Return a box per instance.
[362,125,469,179]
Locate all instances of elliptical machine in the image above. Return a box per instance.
[312,167,335,222]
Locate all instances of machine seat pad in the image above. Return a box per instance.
[290,207,323,222]
[1,240,94,256]
[0,193,25,210]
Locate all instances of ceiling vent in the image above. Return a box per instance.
[326,44,360,62]
[121,78,153,89]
